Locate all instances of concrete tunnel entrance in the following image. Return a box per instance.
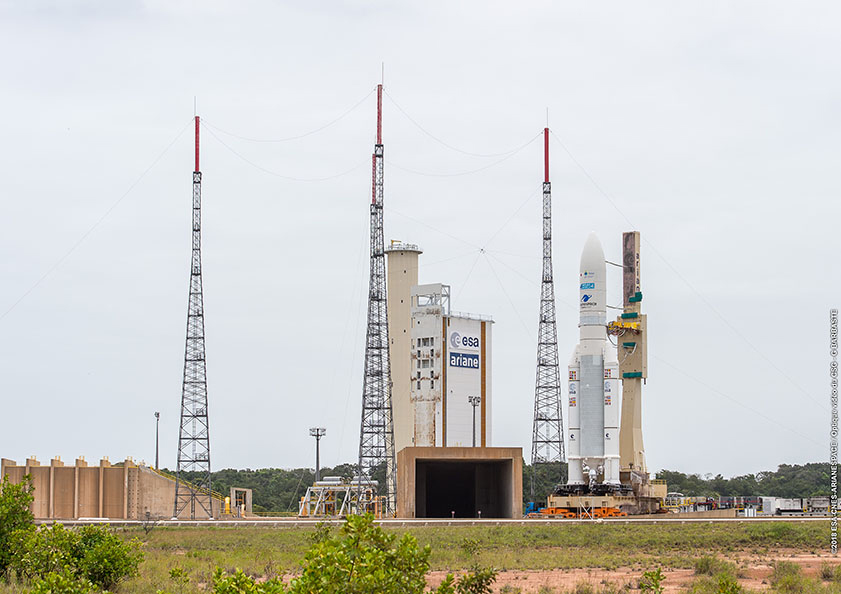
[416,460,513,518]
[396,447,523,519]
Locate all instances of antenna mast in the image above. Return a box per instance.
[174,115,213,520]
[357,84,397,516]
[531,126,565,480]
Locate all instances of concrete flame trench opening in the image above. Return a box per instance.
[397,447,523,519]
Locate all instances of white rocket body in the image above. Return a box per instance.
[567,233,620,487]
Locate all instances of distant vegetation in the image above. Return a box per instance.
[173,461,828,513]
[656,463,831,498]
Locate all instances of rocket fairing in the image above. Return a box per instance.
[567,232,621,488]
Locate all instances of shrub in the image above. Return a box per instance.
[694,556,738,577]
[770,561,804,594]
[10,523,143,590]
[0,474,35,575]
[639,568,665,594]
[686,574,742,594]
[281,514,497,594]
[212,568,286,593]
[288,514,431,594]
[12,524,80,579]
[451,566,497,594]
[76,525,143,589]
[29,569,97,594]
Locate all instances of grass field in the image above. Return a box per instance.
[0,520,834,593]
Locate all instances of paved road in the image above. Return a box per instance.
[37,516,829,528]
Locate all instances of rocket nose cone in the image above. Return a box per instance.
[580,232,605,272]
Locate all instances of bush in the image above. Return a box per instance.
[0,474,35,575]
[638,568,665,594]
[770,561,804,594]
[75,525,143,589]
[686,574,742,594]
[11,523,143,590]
[694,556,738,577]
[29,569,97,594]
[288,514,431,594]
[208,515,496,594]
[212,568,286,594]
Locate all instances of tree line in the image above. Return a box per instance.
[174,461,829,513]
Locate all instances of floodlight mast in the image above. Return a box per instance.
[309,428,327,482]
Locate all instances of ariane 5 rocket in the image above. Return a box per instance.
[567,232,621,490]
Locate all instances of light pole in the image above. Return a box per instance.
[468,396,481,447]
[154,412,160,470]
[309,427,326,482]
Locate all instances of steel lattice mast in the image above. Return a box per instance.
[531,127,565,471]
[357,84,397,515]
[174,115,213,520]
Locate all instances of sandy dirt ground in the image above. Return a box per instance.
[425,550,841,593]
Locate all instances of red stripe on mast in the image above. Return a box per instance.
[376,84,383,144]
[543,127,549,183]
[372,154,377,204]
[194,116,200,173]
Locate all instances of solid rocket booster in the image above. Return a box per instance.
[567,232,620,487]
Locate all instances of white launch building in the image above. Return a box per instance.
[567,232,621,491]
[385,243,493,453]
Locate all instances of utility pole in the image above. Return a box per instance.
[154,412,160,470]
[309,427,326,482]
[468,395,481,447]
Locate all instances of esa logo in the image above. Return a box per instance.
[450,332,479,350]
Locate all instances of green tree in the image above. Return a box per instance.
[0,474,35,575]
[523,463,567,509]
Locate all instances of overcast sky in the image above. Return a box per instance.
[1,1,838,480]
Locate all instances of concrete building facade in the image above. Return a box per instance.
[1,457,222,520]
[397,447,522,519]
[385,244,493,453]
[410,284,492,448]
[384,242,423,456]
[386,242,519,519]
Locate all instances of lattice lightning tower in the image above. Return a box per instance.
[174,116,213,520]
[531,127,565,469]
[357,84,397,515]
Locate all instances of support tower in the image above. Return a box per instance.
[531,128,565,471]
[357,84,397,515]
[174,116,213,520]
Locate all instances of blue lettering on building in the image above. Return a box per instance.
[449,352,480,369]
[580,282,595,289]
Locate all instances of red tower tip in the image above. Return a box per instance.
[543,127,549,183]
[376,84,383,145]
[194,116,200,173]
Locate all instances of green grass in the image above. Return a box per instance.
[0,521,827,593]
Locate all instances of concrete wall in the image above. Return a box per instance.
[1,457,222,520]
